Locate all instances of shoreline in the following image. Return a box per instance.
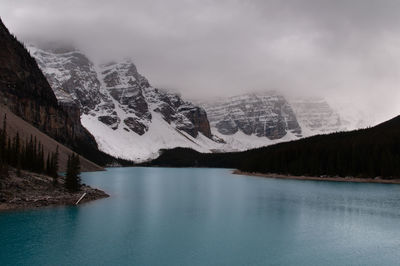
[233,170,400,184]
[0,187,109,212]
[0,169,109,212]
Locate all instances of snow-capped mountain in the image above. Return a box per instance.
[29,45,101,109]
[290,97,368,136]
[29,45,218,161]
[290,97,345,136]
[204,92,302,138]
[200,93,367,151]
[29,44,368,159]
[201,92,303,151]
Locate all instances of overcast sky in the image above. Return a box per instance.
[1,0,400,124]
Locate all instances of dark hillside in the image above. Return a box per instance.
[147,147,244,168]
[150,115,400,179]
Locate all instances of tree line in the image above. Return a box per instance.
[238,116,400,179]
[150,115,400,179]
[0,114,82,191]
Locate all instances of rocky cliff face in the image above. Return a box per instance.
[203,92,302,140]
[30,45,102,112]
[200,93,368,152]
[29,45,214,160]
[30,46,213,139]
[0,18,99,155]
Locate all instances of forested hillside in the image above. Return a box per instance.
[238,115,400,178]
[150,115,400,179]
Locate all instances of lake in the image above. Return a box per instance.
[1,167,400,265]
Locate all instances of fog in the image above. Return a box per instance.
[1,0,400,124]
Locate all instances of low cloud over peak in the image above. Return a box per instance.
[1,0,400,124]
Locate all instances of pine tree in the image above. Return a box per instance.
[0,114,7,179]
[6,136,11,165]
[39,143,44,173]
[14,132,20,167]
[51,146,59,185]
[0,114,6,159]
[46,153,51,176]
[53,146,59,178]
[0,113,65,179]
[65,153,81,192]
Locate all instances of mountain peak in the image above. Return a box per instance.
[202,92,302,140]
[29,44,216,161]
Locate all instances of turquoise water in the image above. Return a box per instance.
[1,167,400,265]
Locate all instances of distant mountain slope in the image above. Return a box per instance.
[29,45,219,161]
[290,98,344,135]
[0,18,115,166]
[203,92,302,138]
[200,93,367,151]
[290,97,367,136]
[150,114,400,179]
[200,92,302,151]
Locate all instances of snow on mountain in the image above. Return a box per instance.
[329,101,371,130]
[200,93,368,151]
[200,92,303,151]
[81,111,217,161]
[29,44,368,159]
[28,45,102,111]
[289,97,344,136]
[29,45,217,161]
[210,130,300,152]
[203,92,302,138]
[289,97,368,136]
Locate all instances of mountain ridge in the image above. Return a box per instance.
[29,43,368,161]
[29,44,219,161]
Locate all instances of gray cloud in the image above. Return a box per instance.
[1,0,400,123]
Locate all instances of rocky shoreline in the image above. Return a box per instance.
[0,168,109,212]
[233,170,400,184]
